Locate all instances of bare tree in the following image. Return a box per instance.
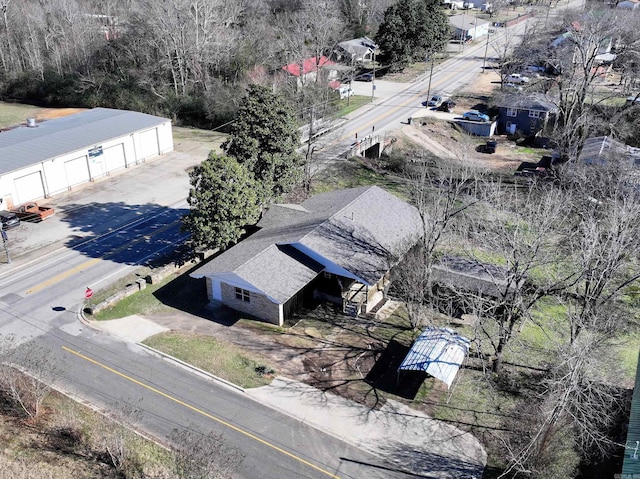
[545,9,640,159]
[0,336,62,419]
[391,154,485,330]
[559,155,640,343]
[94,401,145,477]
[170,427,245,479]
[463,180,574,373]
[499,331,627,477]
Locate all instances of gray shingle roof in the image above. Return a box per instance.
[0,108,169,175]
[192,186,422,303]
[431,255,517,297]
[497,93,557,112]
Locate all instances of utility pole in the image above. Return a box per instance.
[1,229,10,264]
[371,51,376,100]
[482,29,490,73]
[426,54,435,103]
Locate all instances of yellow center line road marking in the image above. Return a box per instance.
[26,220,182,295]
[26,258,102,295]
[62,346,342,479]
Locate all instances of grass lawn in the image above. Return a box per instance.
[143,331,274,389]
[91,265,208,321]
[335,95,371,116]
[0,102,42,128]
[172,125,227,151]
[312,157,408,198]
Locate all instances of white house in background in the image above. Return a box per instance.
[0,108,173,209]
[333,37,378,65]
[449,14,490,40]
[442,0,467,9]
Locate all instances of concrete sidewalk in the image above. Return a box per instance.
[90,315,486,478]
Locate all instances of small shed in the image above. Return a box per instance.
[398,327,471,389]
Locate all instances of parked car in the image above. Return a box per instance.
[355,72,373,82]
[437,99,456,112]
[506,73,530,84]
[524,65,545,76]
[462,110,490,122]
[0,211,20,230]
[427,95,443,107]
[504,82,523,92]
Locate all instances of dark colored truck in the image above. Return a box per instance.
[11,202,55,222]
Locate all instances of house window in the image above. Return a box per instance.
[529,110,541,118]
[235,287,250,302]
[506,108,517,117]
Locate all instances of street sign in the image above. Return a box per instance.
[85,287,93,299]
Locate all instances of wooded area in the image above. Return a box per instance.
[0,0,395,127]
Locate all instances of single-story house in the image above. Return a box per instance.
[191,186,422,326]
[282,56,338,88]
[496,93,557,136]
[442,0,467,10]
[332,37,378,65]
[428,255,526,318]
[449,14,490,41]
[0,108,173,209]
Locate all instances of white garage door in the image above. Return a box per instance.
[14,172,45,204]
[139,129,159,159]
[65,156,90,187]
[104,144,126,173]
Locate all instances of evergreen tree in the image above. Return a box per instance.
[376,0,450,72]
[182,153,260,251]
[223,84,302,202]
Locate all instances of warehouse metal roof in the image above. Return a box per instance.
[0,108,169,176]
[622,350,640,475]
[398,327,471,389]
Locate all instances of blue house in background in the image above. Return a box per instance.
[496,93,557,138]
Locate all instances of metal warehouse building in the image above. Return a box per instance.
[0,108,173,209]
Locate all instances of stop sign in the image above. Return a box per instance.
[85,287,93,299]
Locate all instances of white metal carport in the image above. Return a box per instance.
[398,327,470,389]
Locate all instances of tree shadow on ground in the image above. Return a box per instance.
[365,339,425,400]
[151,269,244,326]
[60,201,189,266]
[342,441,484,478]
